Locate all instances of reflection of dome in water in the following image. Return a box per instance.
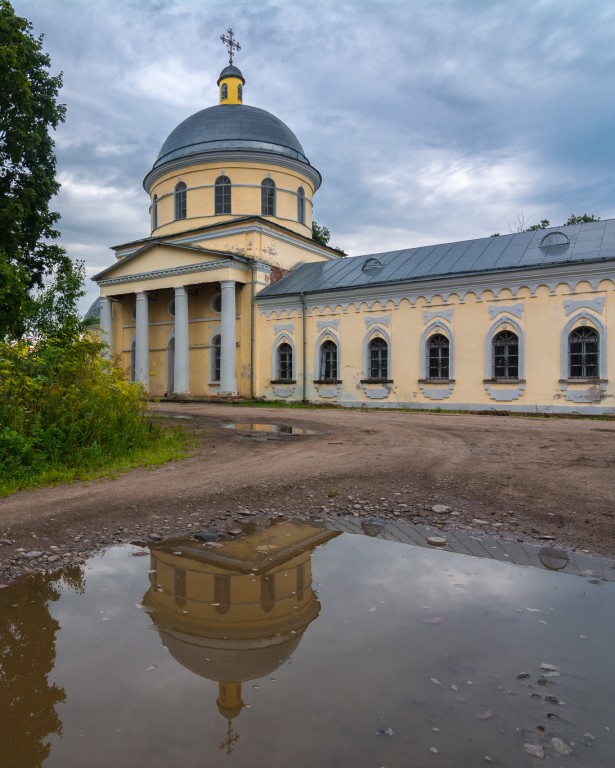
[154,624,306,683]
[143,521,339,724]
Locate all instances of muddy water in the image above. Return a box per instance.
[0,521,612,768]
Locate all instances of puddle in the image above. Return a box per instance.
[224,422,316,435]
[161,414,193,420]
[1,521,613,767]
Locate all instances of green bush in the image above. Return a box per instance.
[0,335,183,492]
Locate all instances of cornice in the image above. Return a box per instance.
[143,149,322,193]
[95,258,250,287]
[256,260,615,316]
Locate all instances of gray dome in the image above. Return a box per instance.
[217,64,245,85]
[153,104,310,169]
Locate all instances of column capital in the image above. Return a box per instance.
[220,279,237,289]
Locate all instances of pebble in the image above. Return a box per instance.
[523,744,545,759]
[551,737,574,756]
[427,537,448,547]
[24,551,43,559]
[431,505,451,514]
[148,533,162,541]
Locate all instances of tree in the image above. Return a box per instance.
[0,0,67,340]
[565,213,599,225]
[508,210,600,234]
[312,220,331,246]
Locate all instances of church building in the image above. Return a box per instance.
[93,35,615,414]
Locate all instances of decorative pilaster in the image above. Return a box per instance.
[135,292,149,389]
[99,296,112,359]
[174,286,190,394]
[220,280,237,393]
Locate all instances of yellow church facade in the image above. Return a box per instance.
[93,57,615,414]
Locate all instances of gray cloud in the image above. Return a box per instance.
[12,0,615,312]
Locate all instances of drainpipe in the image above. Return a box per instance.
[300,291,307,402]
[250,262,256,399]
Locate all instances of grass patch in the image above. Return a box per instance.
[0,421,193,497]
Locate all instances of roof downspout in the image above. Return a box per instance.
[300,292,307,402]
[250,262,255,399]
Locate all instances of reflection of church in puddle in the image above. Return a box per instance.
[143,521,338,754]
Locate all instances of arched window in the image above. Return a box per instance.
[319,340,338,381]
[277,342,293,381]
[214,574,231,615]
[221,83,228,100]
[297,186,305,224]
[493,330,518,379]
[174,568,187,608]
[215,175,231,215]
[261,178,276,216]
[260,574,275,613]
[174,181,187,220]
[151,194,158,230]
[569,327,599,378]
[237,83,243,101]
[369,337,388,380]
[211,334,221,382]
[428,334,449,380]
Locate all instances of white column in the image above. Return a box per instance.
[220,280,237,394]
[135,291,149,390]
[174,286,190,394]
[99,296,112,359]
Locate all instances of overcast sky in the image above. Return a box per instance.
[13,0,615,312]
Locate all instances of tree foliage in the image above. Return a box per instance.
[312,220,331,246]
[508,211,600,234]
[0,0,67,340]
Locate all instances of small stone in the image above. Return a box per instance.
[516,672,530,679]
[146,665,157,671]
[551,737,574,756]
[523,744,545,759]
[540,663,560,672]
[427,537,448,547]
[0,539,14,546]
[380,727,394,736]
[238,510,252,516]
[431,505,451,514]
[473,519,489,525]
[430,747,439,754]
[477,709,492,720]
[194,529,220,542]
[148,533,162,541]
[24,551,43,559]
[430,678,442,685]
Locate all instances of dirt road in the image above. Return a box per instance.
[1,404,614,581]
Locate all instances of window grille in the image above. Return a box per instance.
[277,342,293,380]
[261,178,276,216]
[493,330,518,378]
[237,84,242,101]
[174,182,187,220]
[211,335,221,382]
[297,187,305,224]
[320,340,338,380]
[221,83,228,100]
[428,334,449,379]
[215,176,231,215]
[569,327,599,378]
[369,337,388,379]
[151,194,158,230]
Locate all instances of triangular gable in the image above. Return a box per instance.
[93,242,247,282]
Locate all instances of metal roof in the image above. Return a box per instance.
[217,64,245,84]
[258,219,615,298]
[154,104,310,169]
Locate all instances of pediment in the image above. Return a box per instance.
[94,242,234,282]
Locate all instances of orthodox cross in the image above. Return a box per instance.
[220,28,241,65]
[219,720,240,756]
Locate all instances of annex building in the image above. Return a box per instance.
[93,48,615,414]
